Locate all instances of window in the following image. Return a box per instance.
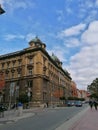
[12,73,14,78]
[29,58,33,64]
[18,73,21,77]
[12,61,15,67]
[18,60,22,66]
[28,68,32,75]
[7,62,10,68]
[27,80,32,88]
[1,63,4,68]
[5,73,9,79]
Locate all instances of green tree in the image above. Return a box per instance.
[17,94,29,104]
[87,78,98,99]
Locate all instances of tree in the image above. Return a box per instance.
[17,93,29,104]
[87,78,98,99]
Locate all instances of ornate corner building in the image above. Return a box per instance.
[0,37,72,107]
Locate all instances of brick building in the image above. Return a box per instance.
[0,37,72,107]
[71,81,78,97]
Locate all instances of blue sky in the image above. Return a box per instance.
[0,0,98,90]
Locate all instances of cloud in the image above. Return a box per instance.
[3,33,45,44]
[84,10,98,23]
[25,33,36,42]
[48,46,68,63]
[0,0,4,5]
[56,10,64,22]
[77,0,98,22]
[64,38,80,48]
[4,34,24,41]
[59,23,86,37]
[81,21,98,45]
[66,20,98,90]
[2,0,36,14]
[66,7,72,14]
[95,0,98,7]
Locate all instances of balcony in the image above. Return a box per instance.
[17,67,22,72]
[5,69,9,74]
[11,68,15,73]
[43,66,47,71]
[27,64,34,69]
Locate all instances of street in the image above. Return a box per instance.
[0,104,88,130]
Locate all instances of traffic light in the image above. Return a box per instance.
[0,4,5,15]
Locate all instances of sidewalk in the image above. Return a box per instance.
[69,107,98,130]
[0,107,43,124]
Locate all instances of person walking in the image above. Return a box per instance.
[93,100,98,110]
[89,100,93,110]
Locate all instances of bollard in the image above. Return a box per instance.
[18,102,23,116]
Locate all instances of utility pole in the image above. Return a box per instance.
[0,4,5,15]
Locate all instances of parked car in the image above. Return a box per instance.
[67,101,75,107]
[75,101,82,107]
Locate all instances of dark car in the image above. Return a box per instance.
[75,101,82,107]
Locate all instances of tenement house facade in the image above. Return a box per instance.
[0,37,72,107]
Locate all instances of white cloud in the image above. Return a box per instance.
[78,0,98,22]
[56,10,65,22]
[59,23,86,37]
[4,34,24,41]
[95,0,98,7]
[66,20,98,90]
[84,10,98,23]
[81,21,98,45]
[0,0,4,5]
[48,46,67,63]
[1,0,35,14]
[64,38,80,48]
[66,7,72,14]
[25,33,35,42]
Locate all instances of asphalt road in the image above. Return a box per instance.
[0,104,88,130]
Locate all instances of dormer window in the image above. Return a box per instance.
[7,62,10,68]
[1,63,5,68]
[29,36,46,49]
[36,43,41,47]
[12,60,16,67]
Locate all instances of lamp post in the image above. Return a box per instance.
[0,4,5,15]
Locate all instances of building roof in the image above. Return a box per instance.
[29,36,43,43]
[29,36,46,48]
[51,53,60,63]
[0,38,72,80]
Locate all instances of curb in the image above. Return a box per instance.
[0,112,35,124]
[55,107,89,130]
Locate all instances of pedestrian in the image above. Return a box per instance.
[46,102,49,108]
[93,100,98,110]
[89,100,93,110]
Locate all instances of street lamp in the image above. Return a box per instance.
[0,4,5,15]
